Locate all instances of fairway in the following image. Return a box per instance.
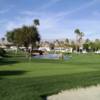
[0,54,100,100]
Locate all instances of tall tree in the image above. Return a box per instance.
[6,23,41,51]
[6,31,15,43]
[79,32,84,50]
[94,39,100,51]
[74,29,84,52]
[33,19,40,26]
[74,29,80,51]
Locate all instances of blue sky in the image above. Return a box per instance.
[0,0,100,40]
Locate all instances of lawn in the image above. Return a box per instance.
[0,53,100,100]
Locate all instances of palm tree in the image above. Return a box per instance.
[28,19,40,59]
[33,19,40,26]
[74,29,84,52]
[74,29,80,52]
[79,32,84,51]
[33,19,40,46]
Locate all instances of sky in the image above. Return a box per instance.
[0,0,100,40]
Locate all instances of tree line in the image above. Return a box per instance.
[0,20,100,55]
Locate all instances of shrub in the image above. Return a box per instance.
[0,48,6,57]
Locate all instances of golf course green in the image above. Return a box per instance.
[0,53,100,100]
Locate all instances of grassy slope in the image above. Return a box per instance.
[0,54,100,100]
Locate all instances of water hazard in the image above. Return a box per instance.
[33,54,69,60]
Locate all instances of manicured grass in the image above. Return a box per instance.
[0,53,100,100]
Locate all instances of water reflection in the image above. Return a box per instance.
[33,54,69,60]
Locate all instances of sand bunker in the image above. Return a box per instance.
[47,85,100,100]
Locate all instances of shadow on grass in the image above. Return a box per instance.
[0,71,100,100]
[0,58,19,66]
[0,70,27,76]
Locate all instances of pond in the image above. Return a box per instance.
[33,54,70,60]
[47,85,100,100]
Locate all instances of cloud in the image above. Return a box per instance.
[54,0,99,19]
[0,0,100,40]
[2,12,100,40]
[0,5,15,14]
[20,0,99,23]
[92,11,100,17]
[20,0,62,17]
[0,9,9,14]
[6,22,22,31]
[20,11,47,18]
[38,0,61,10]
[1,15,100,40]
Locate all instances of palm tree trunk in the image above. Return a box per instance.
[76,34,78,52]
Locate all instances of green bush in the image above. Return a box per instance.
[0,48,6,57]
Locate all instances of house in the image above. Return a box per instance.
[54,47,73,53]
